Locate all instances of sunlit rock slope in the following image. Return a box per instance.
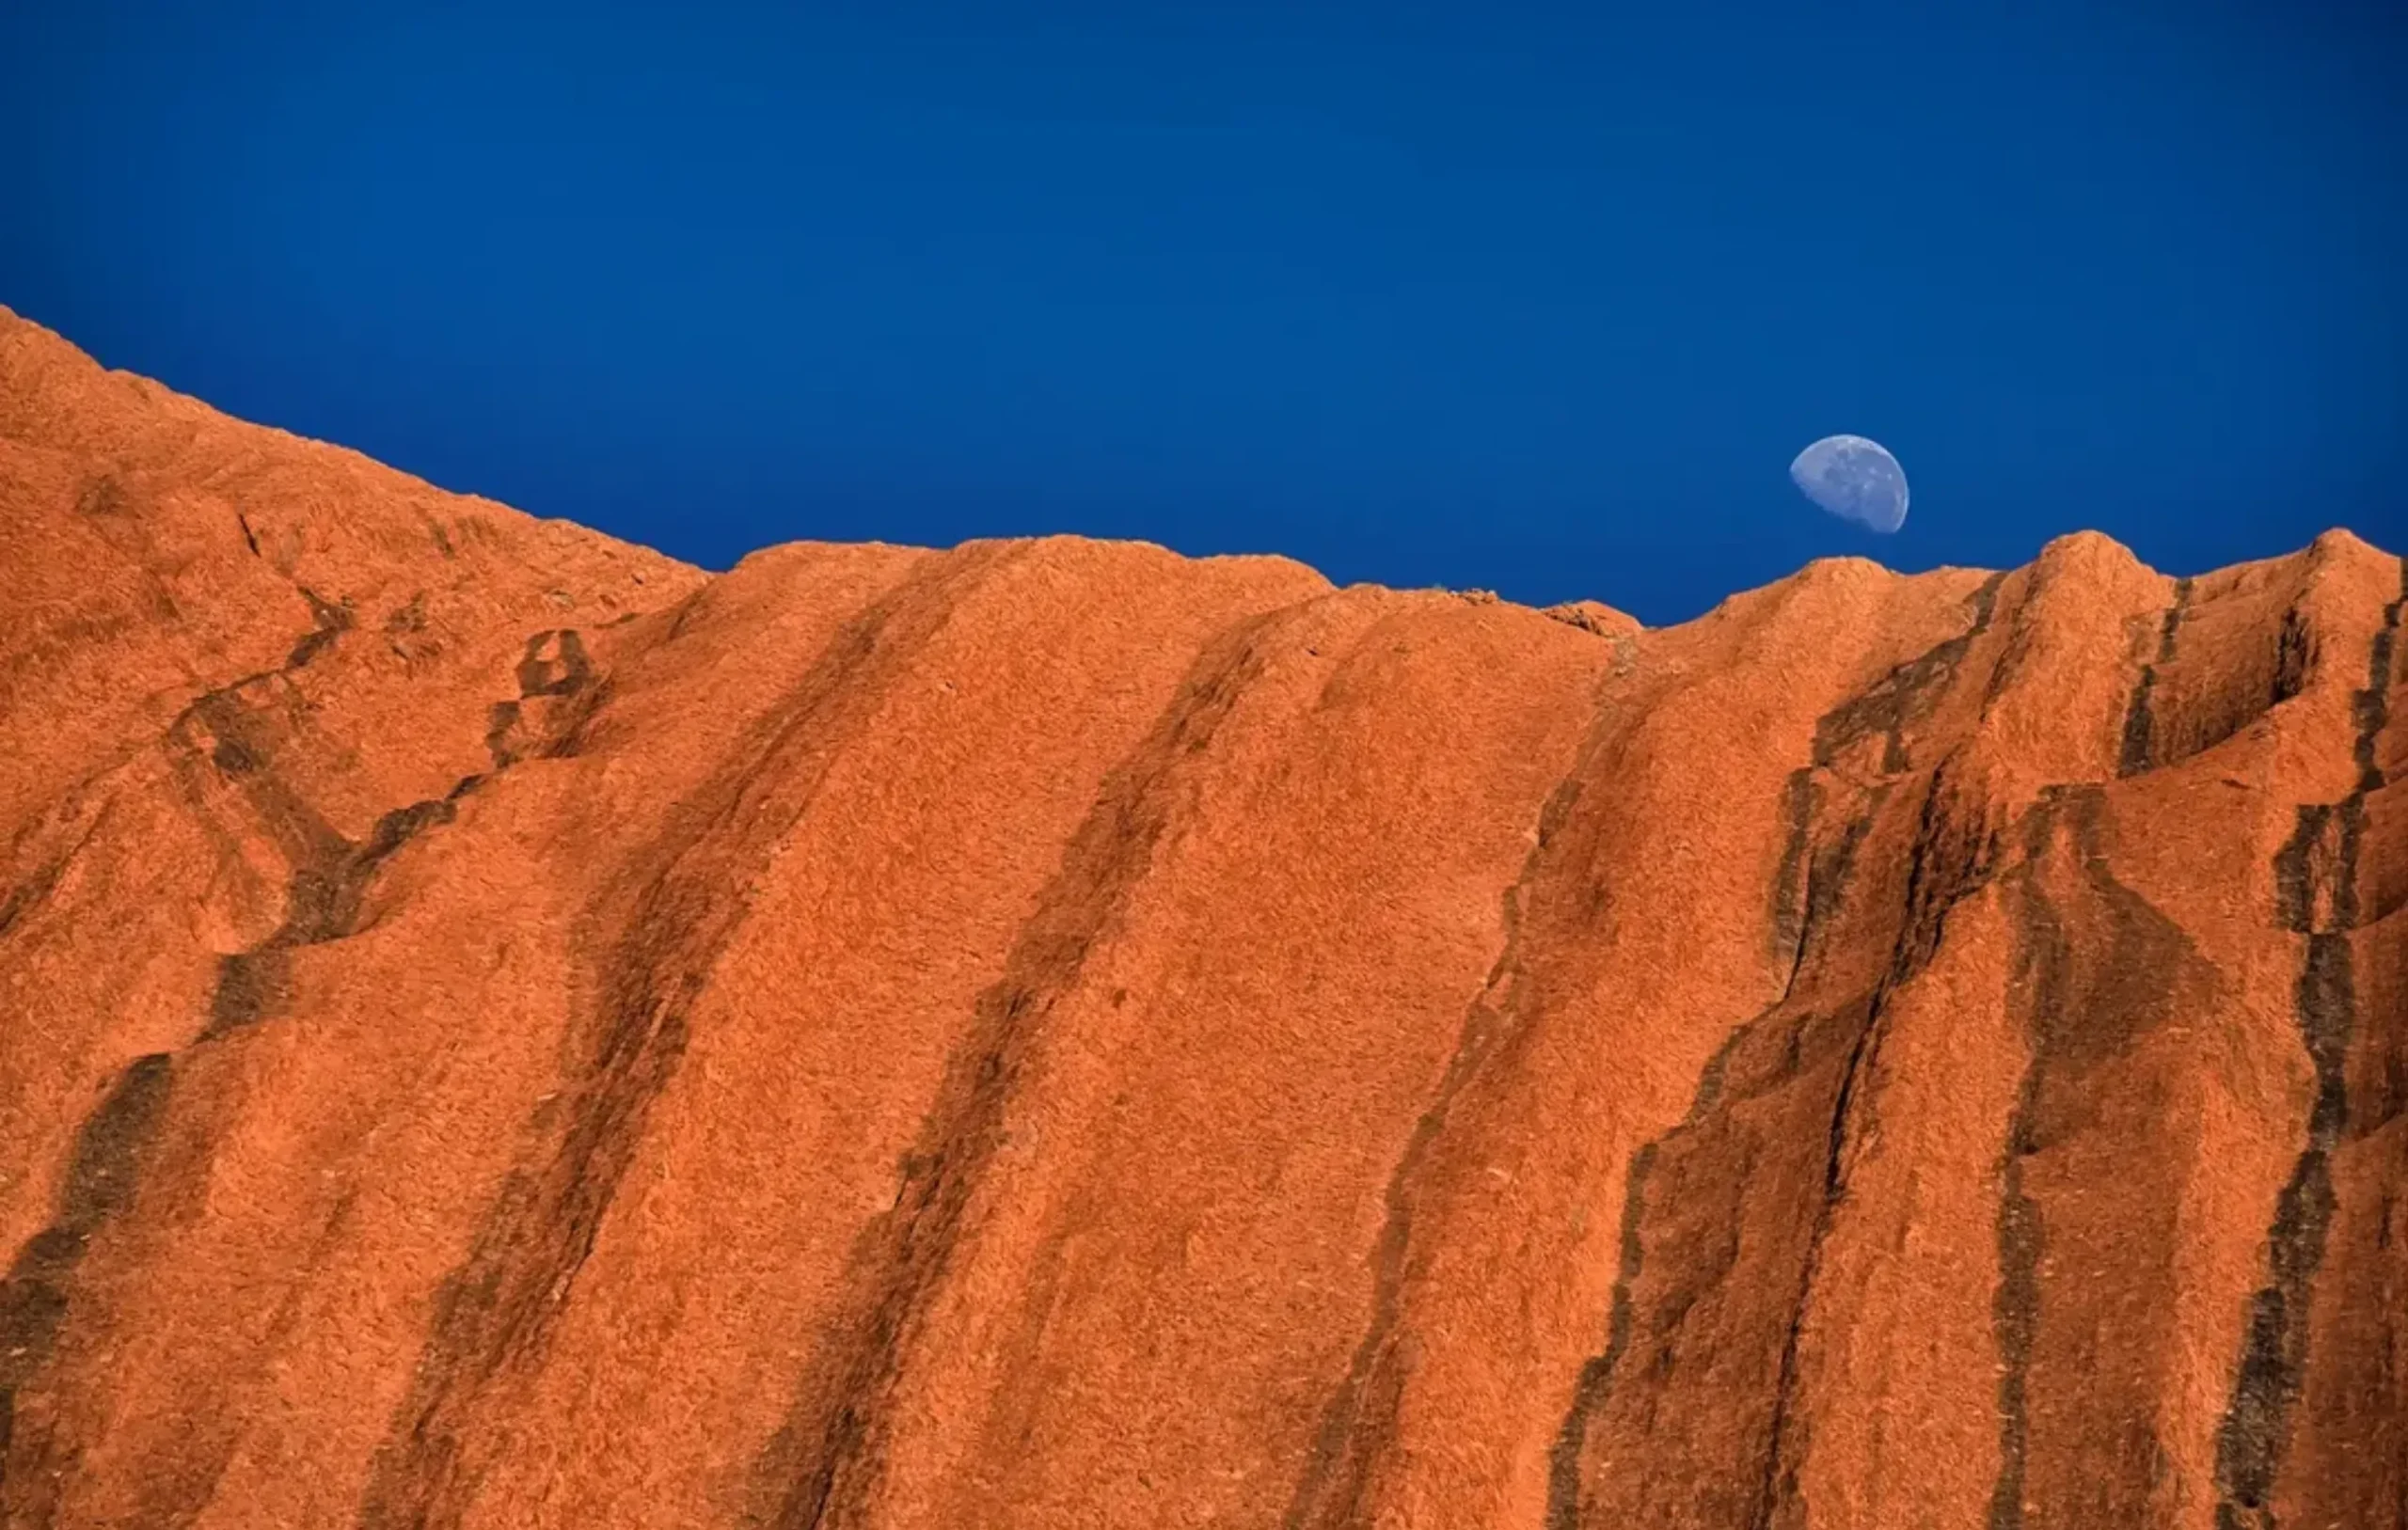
[2,305,2402,1529]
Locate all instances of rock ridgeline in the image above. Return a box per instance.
[1,305,2402,1528]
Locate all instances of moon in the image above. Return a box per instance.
[1790,434,1909,533]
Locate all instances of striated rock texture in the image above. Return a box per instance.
[0,303,2402,1530]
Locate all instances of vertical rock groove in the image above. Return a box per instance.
[1987,797,2071,1530]
[1549,575,2009,1530]
[1280,669,1624,1530]
[1545,1137,1660,1530]
[1987,785,2199,1529]
[0,1056,174,1486]
[1541,802,1877,1530]
[2212,562,2402,1530]
[1808,574,2007,780]
[0,583,379,1506]
[748,600,1308,1530]
[1768,770,1820,973]
[2118,577,2194,777]
[1754,765,2003,1530]
[1544,760,1842,1529]
[0,606,618,1521]
[1750,581,2011,1530]
[356,548,1013,1530]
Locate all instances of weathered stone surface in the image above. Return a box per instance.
[1,304,2401,1527]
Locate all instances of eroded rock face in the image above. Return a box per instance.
[0,305,2401,1529]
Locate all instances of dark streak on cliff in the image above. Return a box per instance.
[286,590,356,670]
[1989,784,2197,1529]
[1988,796,2071,1530]
[485,629,596,769]
[1811,574,2007,779]
[1549,575,2008,1530]
[0,580,378,1502]
[357,549,1011,1530]
[2273,607,2314,717]
[1281,664,1624,1530]
[749,598,1307,1530]
[200,795,458,1043]
[0,600,629,1522]
[2213,561,2401,1530]
[0,1056,175,1491]
[1769,771,1819,972]
[2118,577,2194,777]
[1545,1136,1659,1530]
[1545,781,1852,1530]
[1751,582,2013,1530]
[1755,767,2003,1530]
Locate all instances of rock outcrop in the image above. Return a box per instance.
[1,305,2401,1528]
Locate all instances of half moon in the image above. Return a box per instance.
[1790,434,1909,533]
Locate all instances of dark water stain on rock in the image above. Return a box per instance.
[2211,563,2400,1530]
[0,1055,175,1489]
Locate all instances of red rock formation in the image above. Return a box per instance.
[0,304,2401,1528]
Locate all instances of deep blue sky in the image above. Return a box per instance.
[5,2,2400,623]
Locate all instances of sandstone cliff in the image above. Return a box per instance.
[1,305,2401,1528]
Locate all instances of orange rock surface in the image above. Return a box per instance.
[1,304,2402,1528]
